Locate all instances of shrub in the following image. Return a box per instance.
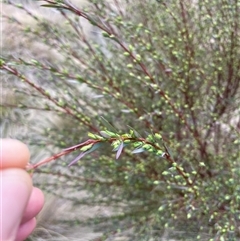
[1,0,240,240]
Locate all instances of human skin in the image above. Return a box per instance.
[0,139,44,241]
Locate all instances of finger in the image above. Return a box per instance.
[21,187,45,224]
[15,218,36,241]
[0,169,32,240]
[0,139,30,169]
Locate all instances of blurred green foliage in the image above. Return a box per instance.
[1,0,240,240]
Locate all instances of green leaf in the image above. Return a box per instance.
[88,132,103,140]
[100,116,118,132]
[99,131,110,138]
[80,143,94,152]
[146,134,154,142]
[105,130,118,137]
[86,142,103,154]
[154,133,162,140]
[102,31,110,38]
[142,144,154,152]
[112,140,121,150]
[123,139,131,144]
[133,141,143,148]
[88,132,97,139]
[156,150,164,156]
[127,126,142,138]
[68,143,103,167]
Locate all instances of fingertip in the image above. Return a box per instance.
[15,218,36,241]
[21,187,45,224]
[32,187,45,211]
[0,139,30,169]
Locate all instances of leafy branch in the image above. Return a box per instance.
[27,127,166,169]
[26,117,197,193]
[3,0,239,239]
[39,0,208,157]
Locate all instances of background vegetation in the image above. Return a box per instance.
[1,0,240,240]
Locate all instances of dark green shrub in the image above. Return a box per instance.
[1,0,240,240]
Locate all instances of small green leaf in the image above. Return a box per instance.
[100,116,118,132]
[88,132,103,140]
[105,130,118,137]
[80,143,94,152]
[99,131,110,138]
[199,162,206,167]
[142,144,153,151]
[68,143,102,167]
[146,134,155,142]
[156,150,164,156]
[102,31,110,38]
[112,140,121,150]
[154,133,162,140]
[162,171,169,176]
[122,133,131,138]
[87,143,103,154]
[127,126,142,138]
[133,141,143,148]
[233,139,240,144]
[88,132,97,139]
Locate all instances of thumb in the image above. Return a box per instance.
[0,168,32,240]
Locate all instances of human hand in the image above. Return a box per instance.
[0,139,44,241]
